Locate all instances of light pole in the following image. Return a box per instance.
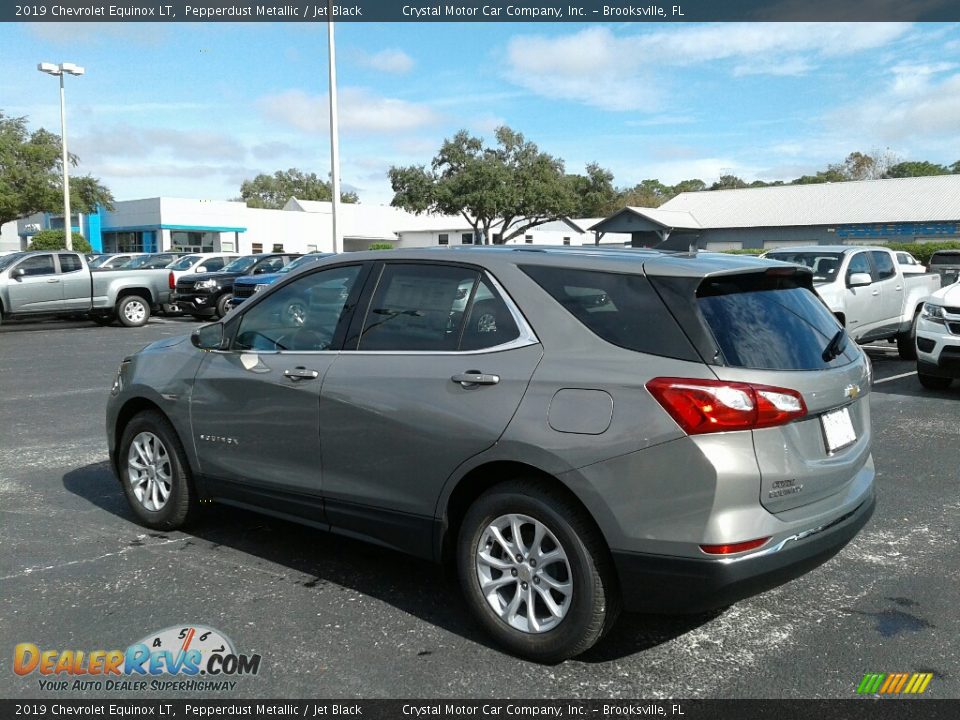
[327,2,342,254]
[38,61,84,252]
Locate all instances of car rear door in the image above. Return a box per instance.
[688,271,872,514]
[188,262,367,519]
[869,250,903,328]
[58,253,92,310]
[318,261,542,550]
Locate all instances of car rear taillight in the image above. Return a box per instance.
[168,271,175,289]
[700,537,771,555]
[646,377,807,434]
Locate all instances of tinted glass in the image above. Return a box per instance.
[15,255,56,276]
[459,278,521,351]
[357,264,479,351]
[223,256,258,273]
[169,255,202,270]
[521,265,697,360]
[870,251,896,280]
[0,253,26,272]
[280,254,326,273]
[930,253,960,266]
[697,275,857,370]
[847,252,871,277]
[252,256,287,274]
[235,265,361,352]
[202,257,228,272]
[765,251,844,283]
[58,254,83,273]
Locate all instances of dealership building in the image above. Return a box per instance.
[590,174,960,251]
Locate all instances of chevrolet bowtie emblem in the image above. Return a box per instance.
[845,384,861,399]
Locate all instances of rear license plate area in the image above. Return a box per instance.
[821,406,856,454]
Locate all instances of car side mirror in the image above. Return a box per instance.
[195,267,208,274]
[191,323,224,350]
[847,272,872,288]
[12,268,25,279]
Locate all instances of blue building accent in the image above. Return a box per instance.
[85,209,103,252]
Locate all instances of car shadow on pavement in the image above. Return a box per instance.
[62,461,718,664]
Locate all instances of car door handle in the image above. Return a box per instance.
[895,285,903,291]
[283,367,320,381]
[451,371,500,387]
[871,290,880,296]
[47,278,61,283]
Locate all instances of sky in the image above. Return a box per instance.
[3,20,960,207]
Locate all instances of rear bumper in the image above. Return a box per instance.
[612,492,875,614]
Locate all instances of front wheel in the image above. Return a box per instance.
[118,410,195,529]
[215,293,234,319]
[457,479,619,663]
[116,295,151,327]
[897,312,920,361]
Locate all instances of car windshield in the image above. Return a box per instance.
[765,251,845,283]
[222,256,259,273]
[0,253,27,272]
[118,255,156,269]
[168,255,203,270]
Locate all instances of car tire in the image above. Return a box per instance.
[215,293,234,319]
[116,295,151,328]
[917,371,951,390]
[457,478,619,663]
[896,311,919,361]
[118,410,196,530]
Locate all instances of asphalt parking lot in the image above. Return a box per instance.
[1,317,958,699]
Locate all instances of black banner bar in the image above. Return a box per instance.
[1,700,958,720]
[5,0,960,23]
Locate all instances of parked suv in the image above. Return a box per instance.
[174,253,298,319]
[106,247,875,662]
[929,250,960,287]
[915,279,960,389]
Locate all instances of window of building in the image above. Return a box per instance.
[563,237,571,246]
[461,233,473,245]
[492,234,502,244]
[307,244,318,253]
[272,243,285,253]
[438,234,449,246]
[252,243,263,254]
[525,235,533,244]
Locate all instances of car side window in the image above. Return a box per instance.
[58,254,83,273]
[254,257,285,274]
[869,251,897,280]
[459,277,521,351]
[203,258,225,272]
[234,265,361,352]
[14,255,56,277]
[846,252,871,279]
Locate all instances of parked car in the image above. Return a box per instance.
[118,253,186,270]
[174,253,299,320]
[894,251,926,274]
[107,247,875,662]
[0,251,172,327]
[915,279,960,390]
[230,253,334,306]
[89,253,146,270]
[764,246,940,359]
[929,249,960,287]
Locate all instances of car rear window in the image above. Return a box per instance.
[520,265,698,361]
[930,253,960,266]
[696,274,858,370]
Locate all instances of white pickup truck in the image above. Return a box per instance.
[764,245,941,359]
[0,250,173,328]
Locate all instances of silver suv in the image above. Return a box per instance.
[106,247,875,662]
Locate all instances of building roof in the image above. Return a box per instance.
[658,174,960,229]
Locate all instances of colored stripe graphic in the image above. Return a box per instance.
[857,673,932,694]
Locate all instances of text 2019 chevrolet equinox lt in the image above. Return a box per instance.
[107,246,875,662]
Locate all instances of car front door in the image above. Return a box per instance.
[318,262,542,555]
[6,254,63,313]
[842,251,879,340]
[188,263,366,519]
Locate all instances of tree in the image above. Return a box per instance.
[0,111,115,226]
[566,162,617,217]
[710,174,749,190]
[389,126,579,244]
[672,179,707,194]
[239,168,359,209]
[28,229,91,253]
[885,161,950,178]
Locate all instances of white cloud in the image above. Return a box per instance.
[357,48,415,74]
[258,88,441,135]
[504,23,912,111]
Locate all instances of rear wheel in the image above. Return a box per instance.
[917,371,951,390]
[116,295,151,328]
[118,410,195,530]
[897,311,920,360]
[457,479,619,663]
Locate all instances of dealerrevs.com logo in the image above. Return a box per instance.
[14,625,262,692]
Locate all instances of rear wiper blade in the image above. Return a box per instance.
[822,329,848,362]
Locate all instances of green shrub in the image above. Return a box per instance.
[368,242,394,250]
[28,229,92,253]
[720,248,766,255]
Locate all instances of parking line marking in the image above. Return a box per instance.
[874,371,917,385]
